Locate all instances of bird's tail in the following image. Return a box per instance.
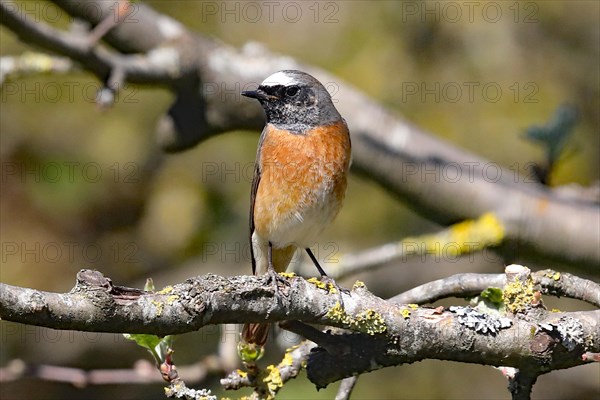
[241,243,296,351]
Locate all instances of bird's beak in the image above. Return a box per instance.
[241,89,272,101]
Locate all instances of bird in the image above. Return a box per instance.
[239,70,352,349]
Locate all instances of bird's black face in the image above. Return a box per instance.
[255,84,315,107]
[242,84,319,130]
[242,70,341,134]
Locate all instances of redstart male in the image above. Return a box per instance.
[240,70,351,347]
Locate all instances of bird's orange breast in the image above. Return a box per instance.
[253,121,351,247]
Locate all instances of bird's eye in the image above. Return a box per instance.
[286,86,299,97]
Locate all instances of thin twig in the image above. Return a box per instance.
[335,376,359,400]
[294,213,504,280]
[0,356,224,386]
[0,53,75,85]
[508,370,538,400]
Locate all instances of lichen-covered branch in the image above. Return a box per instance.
[221,340,315,398]
[1,268,598,392]
[390,269,600,307]
[0,0,598,271]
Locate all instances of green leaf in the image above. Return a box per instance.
[144,277,155,292]
[123,333,162,350]
[480,287,504,306]
[123,333,172,363]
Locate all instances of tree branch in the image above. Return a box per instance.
[0,356,224,386]
[294,213,504,280]
[390,269,600,307]
[221,340,315,398]
[0,0,194,83]
[335,376,359,400]
[0,52,75,84]
[1,269,598,391]
[507,369,538,400]
[340,267,600,400]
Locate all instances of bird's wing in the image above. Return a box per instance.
[249,127,268,275]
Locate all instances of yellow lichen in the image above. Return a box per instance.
[545,271,561,281]
[326,302,387,334]
[263,364,283,393]
[279,272,296,278]
[352,280,366,289]
[235,369,248,378]
[151,300,164,316]
[326,302,351,324]
[307,277,327,289]
[281,350,294,367]
[400,308,411,319]
[402,212,504,257]
[157,286,174,295]
[407,303,418,310]
[448,212,504,253]
[307,277,337,294]
[551,308,561,313]
[355,309,387,334]
[503,273,536,314]
[283,343,308,368]
[166,295,179,305]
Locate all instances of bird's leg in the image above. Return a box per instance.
[305,248,349,305]
[266,242,289,298]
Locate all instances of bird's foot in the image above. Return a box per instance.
[267,268,290,293]
[265,268,291,316]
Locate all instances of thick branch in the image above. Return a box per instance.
[1,270,598,390]
[1,0,598,271]
[303,308,598,389]
[336,268,599,400]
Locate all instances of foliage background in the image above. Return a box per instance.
[1,1,598,398]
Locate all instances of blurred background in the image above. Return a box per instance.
[1,1,598,398]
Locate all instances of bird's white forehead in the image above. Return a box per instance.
[260,71,298,87]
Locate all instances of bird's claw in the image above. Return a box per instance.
[319,275,349,307]
[267,268,290,295]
